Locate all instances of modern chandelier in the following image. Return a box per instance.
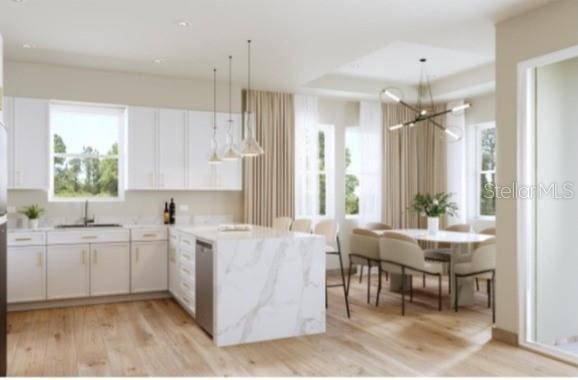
[240,39,264,157]
[382,58,470,142]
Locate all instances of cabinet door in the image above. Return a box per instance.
[13,98,49,189]
[187,111,212,189]
[3,96,15,188]
[7,246,46,303]
[131,241,168,293]
[127,106,158,189]
[168,235,180,298]
[90,243,130,296]
[47,244,90,300]
[216,112,242,190]
[158,109,187,189]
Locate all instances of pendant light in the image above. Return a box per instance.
[208,68,222,164]
[240,39,264,157]
[222,55,241,160]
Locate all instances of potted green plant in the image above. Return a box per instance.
[20,204,45,230]
[409,192,458,234]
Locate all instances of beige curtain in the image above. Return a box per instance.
[243,90,295,226]
[382,103,447,229]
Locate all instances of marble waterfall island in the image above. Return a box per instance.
[177,226,326,347]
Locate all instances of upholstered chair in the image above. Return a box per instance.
[291,218,312,233]
[314,220,350,318]
[347,228,382,305]
[272,216,293,231]
[377,232,444,315]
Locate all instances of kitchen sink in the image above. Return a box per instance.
[55,223,123,229]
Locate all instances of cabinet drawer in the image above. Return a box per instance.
[179,264,194,281]
[179,247,195,267]
[47,229,130,245]
[179,293,195,314]
[131,228,168,242]
[8,232,45,246]
[179,234,195,249]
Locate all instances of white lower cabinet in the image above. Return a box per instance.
[168,232,180,298]
[7,246,46,303]
[90,243,130,296]
[131,241,168,293]
[47,244,90,300]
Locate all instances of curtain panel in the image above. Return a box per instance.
[242,90,295,226]
[382,103,447,229]
[359,100,383,226]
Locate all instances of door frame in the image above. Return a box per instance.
[517,43,578,365]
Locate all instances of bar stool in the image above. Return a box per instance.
[315,220,350,318]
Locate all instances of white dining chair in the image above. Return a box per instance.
[358,222,393,284]
[272,216,292,231]
[291,218,312,233]
[347,228,382,305]
[453,238,496,322]
[315,219,350,318]
[378,232,444,315]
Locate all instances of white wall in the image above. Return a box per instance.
[535,57,578,344]
[495,0,578,335]
[4,60,244,225]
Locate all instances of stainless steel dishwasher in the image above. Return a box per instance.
[195,239,214,336]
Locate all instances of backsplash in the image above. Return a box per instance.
[7,190,241,229]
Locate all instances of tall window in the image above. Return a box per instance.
[345,126,361,216]
[477,124,496,217]
[316,124,334,217]
[50,103,124,201]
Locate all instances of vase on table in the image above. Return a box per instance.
[427,217,439,235]
[29,218,39,230]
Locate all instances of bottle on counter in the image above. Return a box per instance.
[169,198,176,225]
[163,202,170,225]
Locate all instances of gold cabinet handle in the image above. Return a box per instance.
[183,254,191,261]
[181,282,190,289]
[37,252,43,267]
[181,267,191,275]
[142,233,157,238]
[82,235,98,240]
[15,237,32,242]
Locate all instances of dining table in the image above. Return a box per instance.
[374,228,494,307]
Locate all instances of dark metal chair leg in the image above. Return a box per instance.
[325,273,328,309]
[438,274,442,311]
[448,266,452,294]
[454,276,459,312]
[422,274,426,287]
[385,271,389,281]
[375,264,382,307]
[486,279,491,308]
[409,275,413,302]
[492,271,496,324]
[366,260,372,304]
[476,278,480,291]
[346,259,354,296]
[401,267,406,316]
[359,265,363,283]
[336,242,351,319]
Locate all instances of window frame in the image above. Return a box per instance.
[475,122,496,219]
[345,126,361,219]
[314,124,335,218]
[48,101,127,203]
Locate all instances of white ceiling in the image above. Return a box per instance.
[0,0,553,93]
[335,41,493,84]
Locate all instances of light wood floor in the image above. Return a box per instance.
[7,275,578,376]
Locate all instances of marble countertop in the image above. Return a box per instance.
[8,224,171,233]
[176,225,314,243]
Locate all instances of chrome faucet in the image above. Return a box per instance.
[83,200,95,226]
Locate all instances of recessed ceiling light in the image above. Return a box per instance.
[153,58,165,64]
[22,43,35,49]
[176,20,191,27]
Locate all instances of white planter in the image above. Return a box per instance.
[427,217,439,235]
[29,219,39,230]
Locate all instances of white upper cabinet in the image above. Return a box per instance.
[4,97,49,190]
[158,109,187,189]
[127,107,242,191]
[127,106,158,189]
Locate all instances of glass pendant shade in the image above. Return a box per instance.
[208,138,222,164]
[241,111,264,157]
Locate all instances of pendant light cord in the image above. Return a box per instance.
[228,55,233,134]
[213,68,217,140]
